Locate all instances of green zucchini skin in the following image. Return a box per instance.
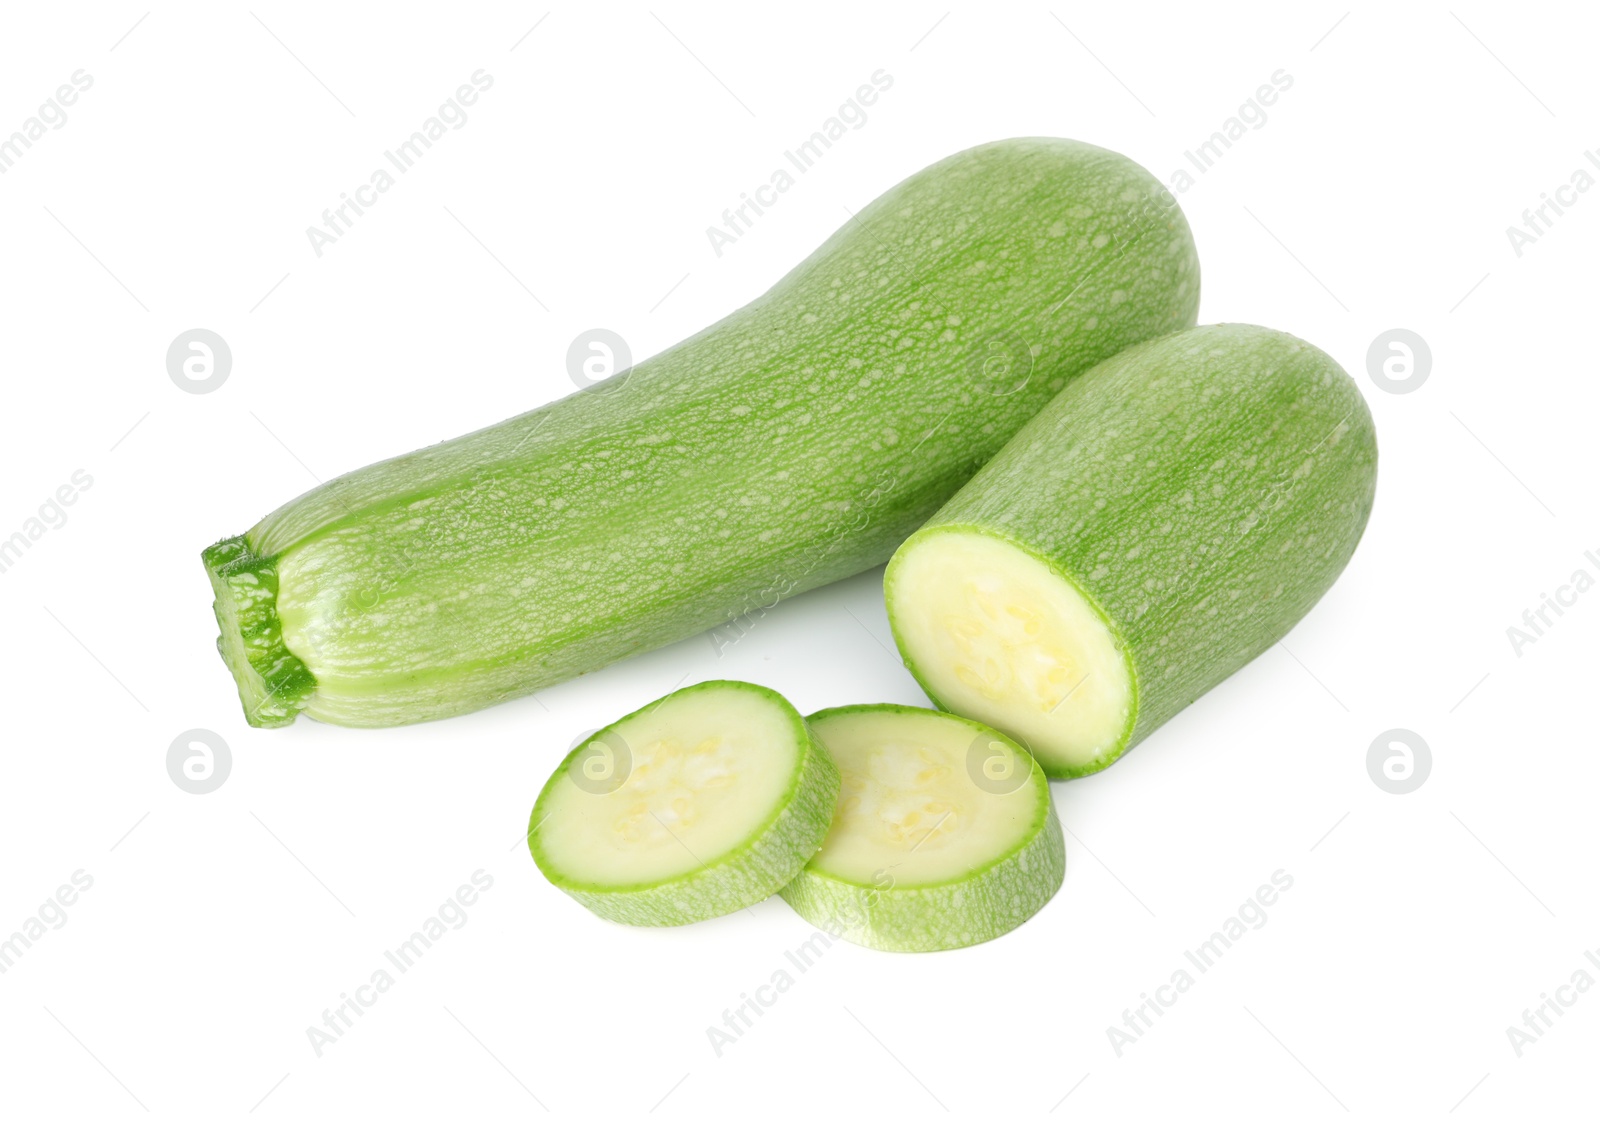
[779,814,1065,953]
[205,137,1200,727]
[886,324,1378,777]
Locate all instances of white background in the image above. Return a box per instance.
[1,2,1595,1120]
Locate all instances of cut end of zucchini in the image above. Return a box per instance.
[202,535,316,728]
[779,705,1064,952]
[886,529,1135,777]
[528,680,840,927]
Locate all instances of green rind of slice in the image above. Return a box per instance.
[201,535,315,728]
[779,704,1065,952]
[528,680,841,927]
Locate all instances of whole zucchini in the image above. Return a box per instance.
[204,138,1200,727]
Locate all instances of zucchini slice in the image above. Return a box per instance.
[779,705,1064,952]
[528,680,839,926]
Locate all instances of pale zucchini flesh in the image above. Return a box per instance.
[528,680,839,926]
[204,137,1200,728]
[886,324,1378,777]
[779,705,1064,952]
[888,531,1134,771]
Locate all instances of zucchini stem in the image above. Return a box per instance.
[202,534,316,727]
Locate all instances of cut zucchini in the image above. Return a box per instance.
[886,323,1378,777]
[528,680,839,926]
[779,705,1063,952]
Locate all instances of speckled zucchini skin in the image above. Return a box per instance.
[887,324,1378,776]
[204,138,1200,727]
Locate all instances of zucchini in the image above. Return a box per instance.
[778,704,1063,951]
[203,137,1200,727]
[885,324,1377,777]
[527,680,839,926]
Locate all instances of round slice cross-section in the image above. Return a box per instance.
[779,705,1063,952]
[529,680,840,926]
